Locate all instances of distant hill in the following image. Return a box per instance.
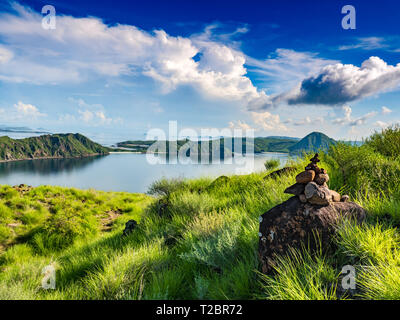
[0,133,110,162]
[253,137,299,153]
[117,133,336,155]
[289,132,336,153]
[0,125,50,134]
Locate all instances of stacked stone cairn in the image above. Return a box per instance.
[284,153,349,205]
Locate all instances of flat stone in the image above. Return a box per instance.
[305,182,331,205]
[284,183,305,196]
[296,170,315,184]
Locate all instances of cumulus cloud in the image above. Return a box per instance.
[286,57,400,106]
[66,98,121,126]
[0,3,271,110]
[250,111,288,131]
[13,101,46,118]
[0,101,46,122]
[228,120,253,131]
[332,105,377,126]
[246,49,339,93]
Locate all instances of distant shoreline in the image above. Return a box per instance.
[0,153,107,163]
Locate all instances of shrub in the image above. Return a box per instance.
[148,178,187,197]
[365,125,400,158]
[264,159,280,171]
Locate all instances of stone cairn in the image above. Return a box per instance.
[258,153,365,275]
[284,153,349,205]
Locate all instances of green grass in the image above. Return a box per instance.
[1,128,400,300]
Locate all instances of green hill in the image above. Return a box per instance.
[117,133,334,154]
[289,132,336,153]
[0,133,110,162]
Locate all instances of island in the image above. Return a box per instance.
[0,133,110,162]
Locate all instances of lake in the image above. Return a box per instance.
[0,152,289,193]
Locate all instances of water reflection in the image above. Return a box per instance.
[0,153,288,193]
[0,155,105,177]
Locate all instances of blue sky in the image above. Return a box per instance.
[0,0,399,143]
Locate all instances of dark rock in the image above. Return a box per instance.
[315,173,329,185]
[264,167,296,179]
[295,170,315,184]
[284,183,305,196]
[304,182,332,205]
[122,220,137,236]
[258,197,366,274]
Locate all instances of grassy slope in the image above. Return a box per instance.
[1,128,400,299]
[0,133,110,161]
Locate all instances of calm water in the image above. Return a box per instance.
[0,153,289,193]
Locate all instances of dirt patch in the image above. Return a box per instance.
[99,209,122,231]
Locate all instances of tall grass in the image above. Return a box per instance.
[1,127,400,299]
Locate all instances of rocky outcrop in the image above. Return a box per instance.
[258,153,366,274]
[264,167,296,179]
[258,197,366,273]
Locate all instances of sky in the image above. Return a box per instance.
[0,0,399,144]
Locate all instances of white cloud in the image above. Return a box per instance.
[67,97,121,126]
[332,105,352,125]
[245,49,339,93]
[228,120,253,131]
[332,105,377,126]
[286,57,400,106]
[0,3,271,110]
[0,46,13,64]
[13,101,46,118]
[374,120,389,128]
[382,106,392,114]
[339,37,388,51]
[250,111,288,131]
[0,101,46,123]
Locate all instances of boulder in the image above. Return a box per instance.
[284,183,305,196]
[258,196,366,274]
[304,182,332,205]
[264,167,296,179]
[122,220,137,236]
[295,170,315,184]
[315,173,329,185]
